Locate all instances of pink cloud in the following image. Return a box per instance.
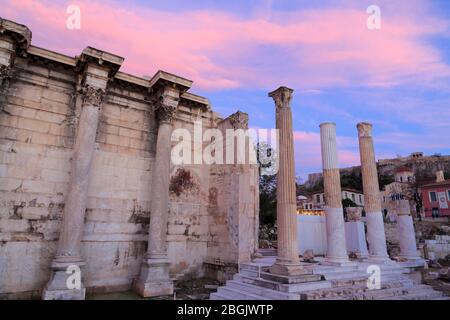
[1,0,449,91]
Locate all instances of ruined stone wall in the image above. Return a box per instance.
[0,43,258,297]
[204,117,259,281]
[0,56,77,296]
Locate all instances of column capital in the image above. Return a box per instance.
[80,85,105,107]
[154,86,180,124]
[268,86,293,109]
[0,64,11,88]
[319,122,336,129]
[228,111,249,130]
[357,122,373,137]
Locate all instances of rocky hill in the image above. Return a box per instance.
[303,153,450,191]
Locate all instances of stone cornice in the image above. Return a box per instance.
[0,18,31,54]
[27,45,76,67]
[180,92,210,111]
[149,70,192,93]
[3,18,210,111]
[76,47,124,79]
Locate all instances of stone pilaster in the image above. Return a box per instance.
[43,48,123,300]
[135,86,180,297]
[319,122,350,265]
[268,87,304,276]
[0,19,31,103]
[357,122,390,263]
[396,200,422,261]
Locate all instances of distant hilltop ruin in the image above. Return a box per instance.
[304,152,450,189]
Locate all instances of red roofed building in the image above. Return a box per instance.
[420,171,450,218]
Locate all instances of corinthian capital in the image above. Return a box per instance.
[268,86,293,109]
[81,85,105,107]
[154,87,180,124]
[228,111,249,130]
[357,122,373,137]
[0,65,12,88]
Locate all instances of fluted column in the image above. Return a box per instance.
[268,87,304,276]
[43,85,106,300]
[320,123,351,265]
[135,86,180,297]
[396,200,422,260]
[357,122,390,263]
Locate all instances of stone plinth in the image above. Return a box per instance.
[297,215,327,256]
[134,258,173,297]
[345,221,369,259]
[357,122,391,263]
[320,122,350,265]
[268,86,303,276]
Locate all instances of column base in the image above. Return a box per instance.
[398,257,426,268]
[354,252,370,260]
[135,257,173,298]
[269,260,309,276]
[322,257,356,267]
[42,257,86,300]
[367,255,394,265]
[251,252,264,260]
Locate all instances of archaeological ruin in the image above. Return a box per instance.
[0,19,259,299]
[0,18,448,301]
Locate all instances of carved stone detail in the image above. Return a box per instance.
[0,65,12,89]
[357,122,372,137]
[269,86,293,109]
[229,111,249,129]
[154,90,179,124]
[81,85,105,107]
[155,102,177,124]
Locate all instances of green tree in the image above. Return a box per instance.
[256,142,277,225]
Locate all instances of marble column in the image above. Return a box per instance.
[268,87,304,276]
[396,200,422,260]
[357,122,390,263]
[135,87,179,297]
[43,85,105,300]
[320,122,351,265]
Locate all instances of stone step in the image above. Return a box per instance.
[300,280,416,300]
[226,280,300,300]
[257,249,277,257]
[260,271,322,284]
[210,292,234,300]
[217,286,270,300]
[386,289,443,300]
[234,273,333,293]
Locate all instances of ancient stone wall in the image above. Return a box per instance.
[0,19,258,297]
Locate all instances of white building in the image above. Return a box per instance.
[311,187,364,209]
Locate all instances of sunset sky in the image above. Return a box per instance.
[2,0,450,179]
